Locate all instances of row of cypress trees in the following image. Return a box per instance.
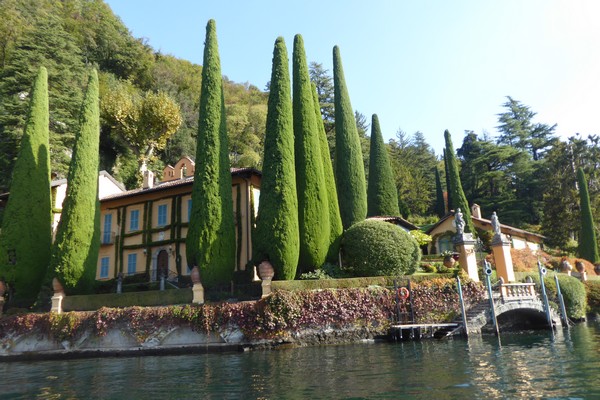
[0,67,101,306]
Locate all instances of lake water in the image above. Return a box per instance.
[2,322,599,399]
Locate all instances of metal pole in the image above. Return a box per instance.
[554,274,569,327]
[537,260,553,329]
[456,276,469,337]
[484,260,500,337]
[393,279,401,324]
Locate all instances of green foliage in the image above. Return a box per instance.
[410,230,432,247]
[253,37,299,280]
[341,219,421,277]
[367,114,400,217]
[525,273,587,320]
[49,70,101,294]
[577,168,600,264]
[584,280,600,314]
[434,167,446,217]
[312,83,343,262]
[292,35,329,273]
[333,46,367,229]
[444,130,475,234]
[0,67,52,306]
[186,20,235,287]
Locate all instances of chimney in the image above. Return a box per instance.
[143,170,154,189]
[471,203,481,219]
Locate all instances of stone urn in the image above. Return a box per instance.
[595,264,600,276]
[576,260,585,274]
[258,260,275,280]
[443,254,456,269]
[52,277,64,294]
[560,259,573,273]
[190,266,201,284]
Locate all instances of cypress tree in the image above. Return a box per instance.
[292,34,329,272]
[434,167,446,217]
[312,83,343,261]
[333,45,367,229]
[443,148,452,211]
[186,20,235,286]
[577,168,600,263]
[444,130,475,234]
[48,70,101,293]
[253,37,299,280]
[0,67,52,306]
[367,114,400,217]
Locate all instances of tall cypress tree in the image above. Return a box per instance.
[434,167,446,217]
[577,168,600,264]
[367,114,399,217]
[0,67,52,306]
[444,130,475,234]
[333,45,367,229]
[253,37,299,280]
[293,34,329,272]
[312,83,343,261]
[48,69,101,293]
[186,20,235,286]
[443,148,452,211]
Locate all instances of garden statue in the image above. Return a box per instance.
[454,208,465,236]
[491,212,501,236]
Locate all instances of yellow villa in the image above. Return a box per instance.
[96,157,261,282]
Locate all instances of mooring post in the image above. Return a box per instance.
[456,276,469,337]
[484,260,500,337]
[554,274,569,327]
[537,260,554,330]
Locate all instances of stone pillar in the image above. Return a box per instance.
[453,233,479,282]
[258,261,275,299]
[190,267,204,305]
[491,236,515,283]
[51,277,65,314]
[261,278,273,298]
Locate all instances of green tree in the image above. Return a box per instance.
[309,61,335,136]
[253,37,299,280]
[293,34,329,273]
[0,67,52,306]
[333,45,367,229]
[577,168,599,264]
[367,114,399,217]
[312,83,343,261]
[434,167,446,217]
[186,20,235,287]
[444,130,475,234]
[443,148,452,211]
[48,69,101,293]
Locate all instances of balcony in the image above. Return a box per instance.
[100,231,116,245]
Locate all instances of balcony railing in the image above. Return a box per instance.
[100,231,116,245]
[499,281,537,302]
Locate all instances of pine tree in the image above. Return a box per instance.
[333,45,367,229]
[434,167,446,217]
[292,34,329,272]
[312,83,343,261]
[0,67,52,306]
[367,114,399,217]
[444,130,475,234]
[577,168,600,264]
[253,37,299,280]
[48,70,101,293]
[186,20,235,286]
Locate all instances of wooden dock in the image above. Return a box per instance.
[389,323,462,341]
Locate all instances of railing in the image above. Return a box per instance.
[100,231,116,245]
[498,278,537,302]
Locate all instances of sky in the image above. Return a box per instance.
[105,0,600,156]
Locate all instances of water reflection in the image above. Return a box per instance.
[1,322,599,399]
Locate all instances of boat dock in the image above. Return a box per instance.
[388,323,462,341]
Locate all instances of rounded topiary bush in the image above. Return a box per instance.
[525,273,587,320]
[341,219,421,277]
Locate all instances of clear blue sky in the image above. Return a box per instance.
[105,0,600,156]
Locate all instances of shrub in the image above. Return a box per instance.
[584,280,600,314]
[524,273,587,320]
[341,219,421,277]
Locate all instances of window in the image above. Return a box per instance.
[157,204,168,227]
[129,209,139,231]
[100,257,110,278]
[127,253,137,275]
[102,214,112,244]
[187,199,192,222]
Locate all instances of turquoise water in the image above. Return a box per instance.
[2,322,599,399]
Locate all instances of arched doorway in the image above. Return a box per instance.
[157,250,169,279]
